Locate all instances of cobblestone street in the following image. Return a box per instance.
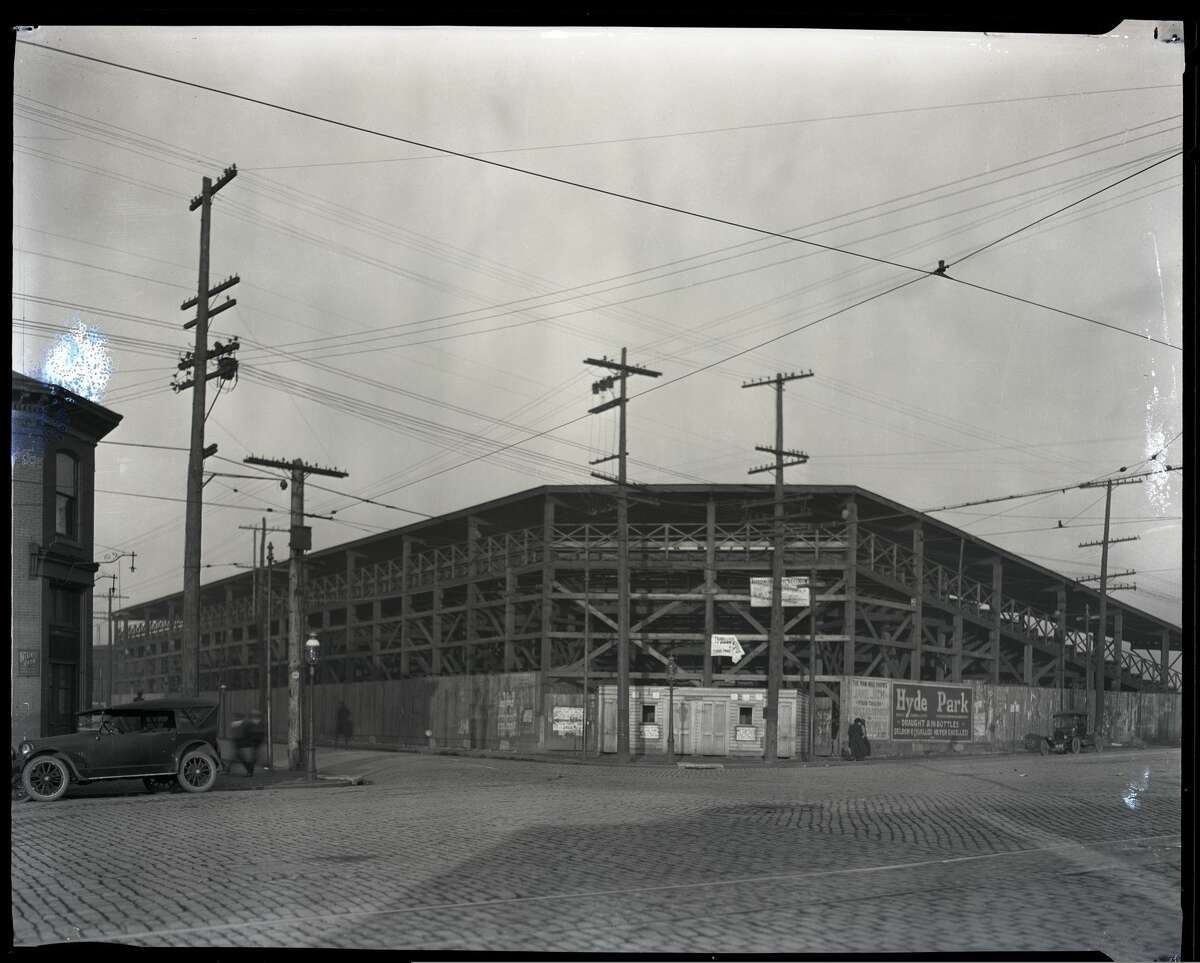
[11,747,1182,957]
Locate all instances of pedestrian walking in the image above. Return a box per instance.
[233,713,263,777]
[335,701,353,749]
[133,691,144,702]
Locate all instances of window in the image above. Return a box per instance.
[739,706,753,725]
[642,704,656,723]
[55,451,78,538]
[141,711,175,731]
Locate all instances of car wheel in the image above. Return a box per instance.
[1070,736,1081,754]
[22,756,70,802]
[177,749,218,793]
[1039,740,1049,756]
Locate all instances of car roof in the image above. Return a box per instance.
[84,698,219,713]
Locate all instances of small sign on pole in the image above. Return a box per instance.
[710,634,745,661]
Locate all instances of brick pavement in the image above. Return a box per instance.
[11,747,1181,958]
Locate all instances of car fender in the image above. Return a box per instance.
[172,739,220,771]
[23,749,87,782]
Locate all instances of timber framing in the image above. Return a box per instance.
[113,485,1184,696]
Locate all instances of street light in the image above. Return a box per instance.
[305,634,320,780]
[667,656,678,762]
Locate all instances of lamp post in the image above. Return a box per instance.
[667,656,677,762]
[305,634,320,780]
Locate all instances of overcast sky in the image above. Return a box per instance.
[12,24,1183,647]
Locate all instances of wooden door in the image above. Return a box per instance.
[696,701,727,755]
[777,700,795,758]
[601,696,618,753]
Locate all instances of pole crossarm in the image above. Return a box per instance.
[1076,569,1136,583]
[742,370,814,390]
[583,356,662,379]
[183,297,237,331]
[180,274,240,312]
[1079,535,1139,548]
[244,455,349,478]
[1079,475,1147,489]
[588,397,623,415]
[189,163,237,211]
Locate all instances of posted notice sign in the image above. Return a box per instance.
[847,677,892,742]
[891,682,972,741]
[750,576,810,607]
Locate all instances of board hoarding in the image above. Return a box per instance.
[847,677,892,741]
[891,682,972,741]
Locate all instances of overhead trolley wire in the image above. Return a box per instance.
[16,40,1182,352]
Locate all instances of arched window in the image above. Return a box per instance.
[55,450,78,538]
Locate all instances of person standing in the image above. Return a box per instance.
[335,701,353,749]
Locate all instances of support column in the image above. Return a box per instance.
[540,497,555,681]
[951,613,963,682]
[703,497,715,686]
[467,516,481,674]
[431,584,443,676]
[843,498,858,677]
[1160,628,1170,689]
[504,542,516,674]
[345,550,363,677]
[400,537,412,677]
[910,524,924,681]
[990,557,1002,685]
[1113,611,1124,691]
[1056,585,1067,708]
[370,599,382,675]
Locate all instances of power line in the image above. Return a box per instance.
[16,40,1182,352]
[241,83,1180,171]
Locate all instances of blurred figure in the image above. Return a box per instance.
[133,691,144,702]
[849,717,871,761]
[335,701,353,749]
[232,712,265,777]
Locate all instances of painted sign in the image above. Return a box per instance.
[641,723,661,740]
[498,692,517,738]
[710,634,745,660]
[750,576,810,607]
[891,682,972,741]
[847,677,892,741]
[552,705,584,736]
[17,650,40,677]
[734,725,758,742]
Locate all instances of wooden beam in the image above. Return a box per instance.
[704,497,715,686]
[844,497,858,677]
[911,524,924,681]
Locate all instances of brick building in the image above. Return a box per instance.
[11,371,121,740]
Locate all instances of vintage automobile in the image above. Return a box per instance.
[15,698,223,802]
[1033,711,1101,755]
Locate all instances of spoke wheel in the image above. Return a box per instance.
[1038,740,1049,756]
[1070,736,1081,754]
[177,749,218,793]
[22,757,70,802]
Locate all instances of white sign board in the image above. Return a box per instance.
[641,724,661,740]
[847,677,892,742]
[750,576,810,607]
[551,705,583,736]
[710,634,745,660]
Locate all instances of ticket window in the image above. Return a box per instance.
[738,706,753,726]
[642,705,656,724]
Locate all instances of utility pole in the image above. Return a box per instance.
[175,164,240,697]
[96,550,135,705]
[584,349,662,763]
[266,540,275,766]
[1078,474,1142,745]
[240,519,288,731]
[744,370,813,762]
[244,456,348,770]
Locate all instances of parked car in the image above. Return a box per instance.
[15,698,223,802]
[1031,711,1101,755]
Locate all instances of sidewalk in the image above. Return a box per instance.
[304,738,1177,771]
